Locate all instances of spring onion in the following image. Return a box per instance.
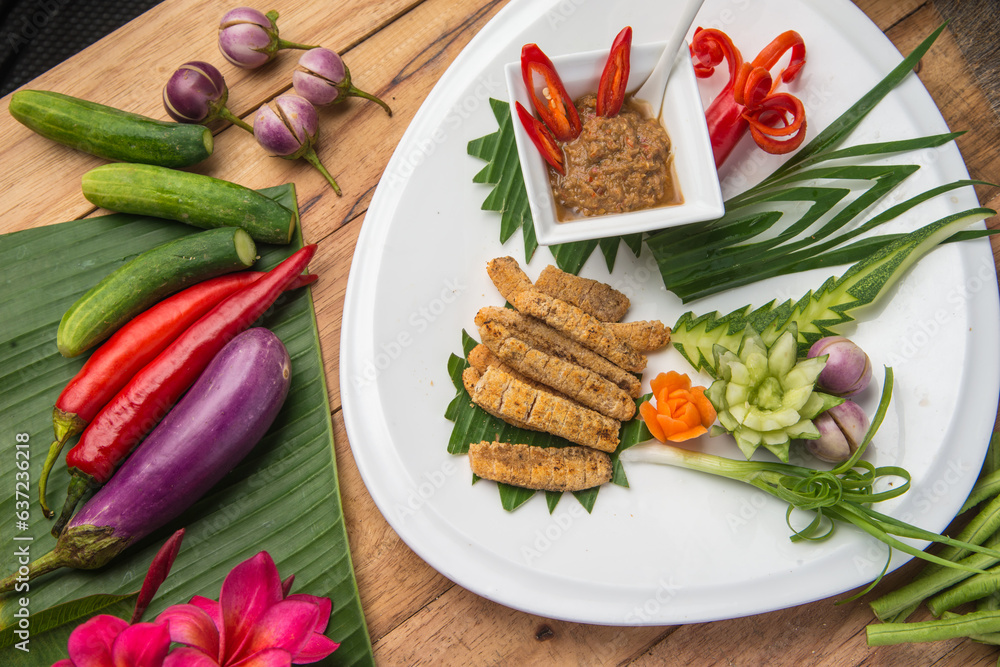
[622,368,1000,600]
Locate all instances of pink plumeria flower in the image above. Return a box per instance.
[157,551,339,665]
[51,616,175,667]
[52,530,186,667]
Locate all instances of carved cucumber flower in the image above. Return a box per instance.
[706,326,843,462]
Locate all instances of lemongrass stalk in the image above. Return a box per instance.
[867,610,1000,646]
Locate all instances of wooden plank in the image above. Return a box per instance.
[373,582,673,666]
[333,411,455,641]
[851,0,924,30]
[0,0,421,234]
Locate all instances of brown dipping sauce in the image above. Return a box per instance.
[550,93,681,219]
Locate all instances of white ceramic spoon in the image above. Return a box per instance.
[632,0,706,118]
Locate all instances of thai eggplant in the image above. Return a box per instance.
[53,244,316,534]
[0,327,291,592]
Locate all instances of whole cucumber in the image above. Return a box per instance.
[0,328,291,589]
[82,163,297,245]
[9,90,213,167]
[57,227,258,357]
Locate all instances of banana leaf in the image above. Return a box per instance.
[0,185,373,666]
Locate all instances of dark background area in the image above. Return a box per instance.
[0,0,161,97]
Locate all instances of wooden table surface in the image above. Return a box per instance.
[1,0,998,664]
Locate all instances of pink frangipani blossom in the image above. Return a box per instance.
[157,552,339,665]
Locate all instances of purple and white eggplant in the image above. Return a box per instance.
[218,7,318,69]
[293,48,392,116]
[163,61,253,133]
[0,328,290,591]
[254,94,342,195]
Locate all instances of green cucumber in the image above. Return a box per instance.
[82,163,297,245]
[672,208,994,377]
[9,90,212,168]
[57,227,257,357]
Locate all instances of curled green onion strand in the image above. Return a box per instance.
[621,367,1000,599]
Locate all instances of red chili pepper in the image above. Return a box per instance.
[37,270,317,517]
[597,26,632,117]
[515,101,565,174]
[690,28,746,167]
[521,43,581,142]
[52,245,318,535]
[691,28,807,167]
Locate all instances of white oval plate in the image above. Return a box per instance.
[341,0,1000,624]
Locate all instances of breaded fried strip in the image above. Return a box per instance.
[486,256,535,303]
[475,306,641,398]
[606,320,672,352]
[535,265,630,322]
[510,290,646,372]
[470,366,620,452]
[467,343,573,402]
[469,441,612,492]
[479,320,635,421]
[463,366,532,430]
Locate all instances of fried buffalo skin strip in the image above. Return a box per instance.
[486,256,535,304]
[479,320,635,421]
[534,264,630,322]
[475,306,641,398]
[510,289,646,373]
[469,366,620,452]
[605,320,671,352]
[468,441,612,491]
[467,343,573,402]
[462,366,533,430]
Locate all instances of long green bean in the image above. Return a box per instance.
[870,533,1000,621]
[867,610,1000,646]
[928,564,1000,616]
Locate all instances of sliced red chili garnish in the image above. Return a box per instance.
[516,101,566,174]
[521,43,582,141]
[690,27,742,84]
[690,28,746,167]
[744,92,807,154]
[692,27,807,166]
[733,62,772,108]
[751,30,806,85]
[597,26,632,117]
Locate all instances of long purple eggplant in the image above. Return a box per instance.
[0,327,291,592]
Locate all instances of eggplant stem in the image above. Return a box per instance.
[0,548,67,593]
[301,148,342,196]
[276,38,320,52]
[348,84,392,116]
[53,475,95,537]
[217,106,254,134]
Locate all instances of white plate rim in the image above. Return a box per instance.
[340,0,1000,625]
